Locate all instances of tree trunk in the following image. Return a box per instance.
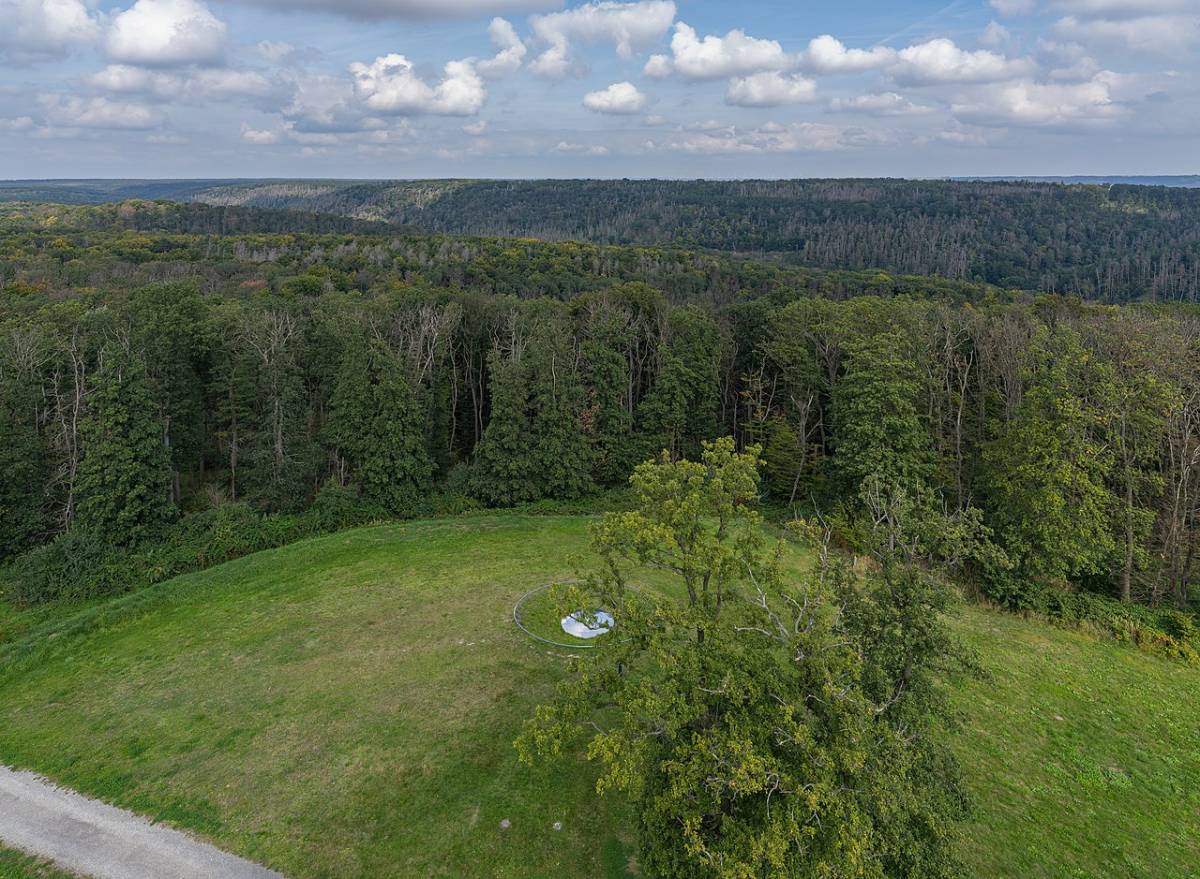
[1122,477,1134,603]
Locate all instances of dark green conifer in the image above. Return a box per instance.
[76,348,175,545]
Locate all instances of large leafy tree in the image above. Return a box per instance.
[757,300,825,504]
[1089,315,1178,602]
[832,330,934,499]
[983,328,1116,583]
[75,347,175,546]
[518,439,966,879]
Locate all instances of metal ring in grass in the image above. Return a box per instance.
[513,581,606,650]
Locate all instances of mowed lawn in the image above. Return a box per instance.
[0,513,1197,878]
[0,516,632,879]
[952,609,1200,878]
[0,847,76,879]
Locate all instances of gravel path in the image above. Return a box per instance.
[0,765,284,879]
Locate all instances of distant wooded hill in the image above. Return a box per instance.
[959,175,1200,187]
[2,177,1199,301]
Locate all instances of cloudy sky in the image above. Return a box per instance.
[0,0,1196,178]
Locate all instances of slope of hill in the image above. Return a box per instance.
[157,177,1200,302]
[159,177,1200,300]
[0,199,1005,306]
[963,175,1200,188]
[1,514,1196,878]
[0,180,240,205]
[3,178,1199,300]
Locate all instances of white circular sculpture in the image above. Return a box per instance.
[561,610,614,639]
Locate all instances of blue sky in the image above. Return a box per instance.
[0,0,1195,178]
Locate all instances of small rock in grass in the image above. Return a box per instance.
[500,819,511,830]
[553,821,563,831]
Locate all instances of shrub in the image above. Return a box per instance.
[3,501,348,607]
[309,480,385,533]
[980,570,1200,663]
[427,492,484,517]
[3,529,125,605]
[511,487,634,516]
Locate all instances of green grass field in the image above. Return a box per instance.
[1,514,1197,878]
[0,847,76,879]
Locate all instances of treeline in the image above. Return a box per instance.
[4,269,1200,621]
[0,180,234,206]
[2,206,1199,653]
[192,178,1200,302]
[6,179,1199,301]
[0,200,395,237]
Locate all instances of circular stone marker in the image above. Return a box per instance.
[561,610,614,640]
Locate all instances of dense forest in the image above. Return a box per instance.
[3,179,1198,301]
[186,178,1200,302]
[0,201,1004,306]
[1,201,1198,660]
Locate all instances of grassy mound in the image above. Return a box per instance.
[0,514,1196,878]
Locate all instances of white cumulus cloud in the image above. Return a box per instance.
[476,17,527,78]
[582,80,647,114]
[0,0,100,62]
[529,0,675,78]
[281,74,375,133]
[659,22,792,80]
[350,54,486,116]
[726,72,816,107]
[191,68,275,98]
[642,53,672,77]
[88,65,170,95]
[106,0,228,67]
[952,73,1125,127]
[891,38,1035,86]
[1036,39,1103,80]
[798,35,895,74]
[1040,0,1200,54]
